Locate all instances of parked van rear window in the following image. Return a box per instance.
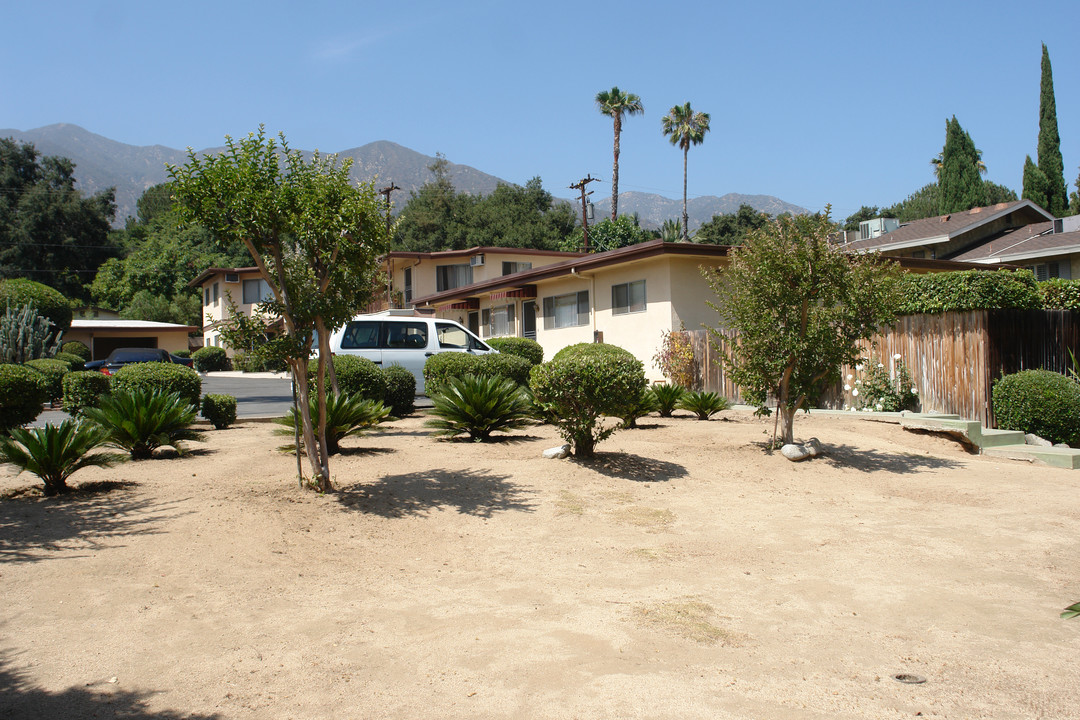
[340,321,380,349]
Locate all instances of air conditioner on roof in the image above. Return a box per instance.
[470,254,485,267]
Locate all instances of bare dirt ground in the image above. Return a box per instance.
[1,408,1078,719]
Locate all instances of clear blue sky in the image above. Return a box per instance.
[4,0,1079,221]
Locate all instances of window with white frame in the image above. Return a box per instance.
[542,291,589,329]
[242,278,274,304]
[436,264,473,292]
[611,280,646,315]
[1028,262,1068,281]
[481,304,516,337]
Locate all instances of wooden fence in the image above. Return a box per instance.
[681,309,1080,427]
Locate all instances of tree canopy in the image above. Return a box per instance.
[695,204,770,245]
[559,214,649,253]
[0,138,118,300]
[938,116,988,214]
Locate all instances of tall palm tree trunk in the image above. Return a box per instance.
[611,116,622,220]
[682,146,689,241]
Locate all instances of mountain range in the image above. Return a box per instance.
[1,124,807,230]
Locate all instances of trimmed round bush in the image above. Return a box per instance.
[992,370,1080,446]
[110,362,202,407]
[172,349,191,359]
[0,279,72,333]
[552,342,635,362]
[0,363,47,430]
[423,353,479,395]
[192,346,230,372]
[25,358,71,403]
[53,351,86,371]
[62,370,112,416]
[61,341,91,361]
[486,337,543,366]
[308,355,387,402]
[475,353,533,387]
[382,364,416,417]
[530,350,647,457]
[201,394,237,430]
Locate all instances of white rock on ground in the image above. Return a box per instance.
[542,444,571,459]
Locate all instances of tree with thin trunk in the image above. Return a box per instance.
[705,208,899,449]
[662,102,710,241]
[169,128,388,492]
[595,87,643,221]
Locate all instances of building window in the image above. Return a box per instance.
[481,304,516,337]
[213,283,219,303]
[242,278,273,304]
[502,261,532,275]
[204,287,210,306]
[403,268,413,303]
[612,280,646,315]
[1029,262,1066,281]
[436,264,473,292]
[542,291,589,330]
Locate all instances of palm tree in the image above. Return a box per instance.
[596,87,644,220]
[662,102,711,241]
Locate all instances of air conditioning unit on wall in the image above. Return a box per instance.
[225,273,240,283]
[470,254,485,267]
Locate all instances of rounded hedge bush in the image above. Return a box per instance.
[382,364,416,417]
[53,351,86,371]
[111,362,202,407]
[475,353,533,387]
[192,346,230,372]
[0,363,47,430]
[61,341,91,361]
[0,279,72,333]
[201,394,237,430]
[25,358,72,403]
[992,370,1080,446]
[552,342,635,362]
[308,355,387,402]
[486,337,543,366]
[172,349,191,359]
[424,352,533,395]
[62,370,112,416]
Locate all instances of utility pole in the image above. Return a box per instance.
[569,174,601,252]
[378,183,401,306]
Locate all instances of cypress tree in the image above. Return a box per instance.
[1036,44,1067,216]
[938,116,986,214]
[1022,155,1049,211]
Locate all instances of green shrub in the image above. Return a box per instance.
[0,279,72,333]
[308,355,387,402]
[62,371,112,416]
[650,384,686,418]
[425,375,532,441]
[486,337,543,365]
[84,388,204,460]
[992,370,1080,445]
[200,394,237,430]
[0,420,127,496]
[475,353,532,387]
[552,342,635,362]
[110,362,202,407]
[275,393,389,455]
[848,358,919,412]
[382,364,416,417]
[25,358,71,403]
[192,346,230,372]
[0,363,47,431]
[1039,278,1080,311]
[172,349,191,359]
[61,341,91,361]
[676,390,731,420]
[621,387,659,428]
[423,351,533,395]
[896,269,1040,315]
[529,350,647,457]
[53,351,86,371]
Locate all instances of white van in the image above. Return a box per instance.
[328,313,496,394]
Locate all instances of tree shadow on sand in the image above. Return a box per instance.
[335,468,534,518]
[0,653,221,720]
[0,484,192,564]
[819,444,966,474]
[574,452,689,482]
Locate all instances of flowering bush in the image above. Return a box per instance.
[652,327,697,389]
[845,354,919,412]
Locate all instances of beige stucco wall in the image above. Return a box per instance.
[390,250,575,305]
[197,270,272,354]
[64,329,192,356]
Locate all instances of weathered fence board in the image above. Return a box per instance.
[680,310,1080,427]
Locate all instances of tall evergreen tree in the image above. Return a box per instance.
[938,116,987,214]
[1022,155,1050,211]
[1034,44,1068,216]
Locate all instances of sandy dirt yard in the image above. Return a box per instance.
[1,408,1078,719]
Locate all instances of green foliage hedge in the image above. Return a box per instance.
[423,352,532,395]
[62,370,112,416]
[200,394,237,430]
[1038,278,1080,311]
[552,342,635,362]
[529,349,647,457]
[0,279,73,333]
[382,364,416,417]
[486,337,543,366]
[896,269,1040,315]
[192,346,230,372]
[53,351,86,371]
[0,363,47,430]
[61,341,91,361]
[992,370,1080,445]
[308,355,387,402]
[25,358,71,402]
[111,362,202,407]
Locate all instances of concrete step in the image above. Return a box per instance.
[981,444,1080,470]
[900,416,983,446]
[977,428,1029,448]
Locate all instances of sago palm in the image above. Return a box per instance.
[0,420,127,496]
[275,392,389,455]
[596,86,644,220]
[83,388,204,460]
[662,102,711,241]
[676,390,730,420]
[650,383,686,417]
[425,374,532,441]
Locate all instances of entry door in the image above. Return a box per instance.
[522,301,537,340]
